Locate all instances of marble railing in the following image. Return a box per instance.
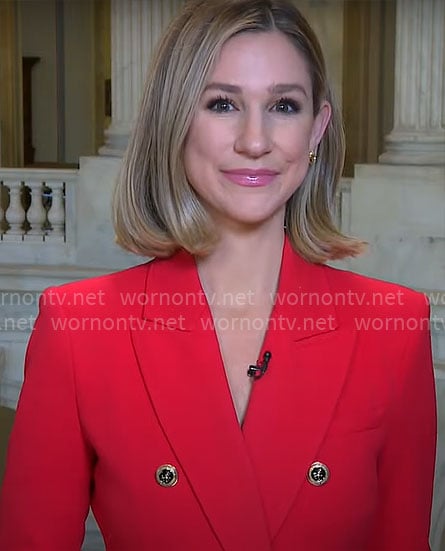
[0,168,77,243]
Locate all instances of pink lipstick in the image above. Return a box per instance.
[221,168,279,187]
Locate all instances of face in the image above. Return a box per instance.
[183,31,331,230]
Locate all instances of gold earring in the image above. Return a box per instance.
[309,150,317,165]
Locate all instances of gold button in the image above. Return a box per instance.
[307,462,330,486]
[155,464,178,487]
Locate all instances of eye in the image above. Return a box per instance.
[273,97,301,114]
[206,95,237,113]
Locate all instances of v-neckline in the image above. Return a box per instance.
[193,235,286,431]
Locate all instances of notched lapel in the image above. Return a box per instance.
[241,239,357,539]
[130,254,272,551]
[243,327,357,541]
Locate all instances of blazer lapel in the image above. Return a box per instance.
[130,252,272,551]
[242,240,357,540]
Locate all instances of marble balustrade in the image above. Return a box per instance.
[0,168,77,243]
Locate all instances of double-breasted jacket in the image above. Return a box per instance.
[0,237,436,550]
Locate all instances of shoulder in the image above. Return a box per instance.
[322,263,429,320]
[38,261,153,315]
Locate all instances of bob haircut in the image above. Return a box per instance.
[113,0,365,263]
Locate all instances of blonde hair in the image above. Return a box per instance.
[113,0,365,262]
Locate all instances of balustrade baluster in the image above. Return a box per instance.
[46,182,65,240]
[3,180,26,241]
[25,181,45,240]
[0,183,4,236]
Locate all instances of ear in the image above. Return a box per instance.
[310,100,331,150]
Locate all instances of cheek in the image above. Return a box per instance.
[185,117,227,164]
[183,125,221,193]
[276,124,313,164]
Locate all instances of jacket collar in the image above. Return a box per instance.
[140,235,338,341]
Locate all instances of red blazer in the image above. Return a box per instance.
[0,238,436,550]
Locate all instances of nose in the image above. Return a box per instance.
[234,108,272,158]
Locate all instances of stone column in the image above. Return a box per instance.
[379,0,445,165]
[100,0,184,157]
[0,0,22,167]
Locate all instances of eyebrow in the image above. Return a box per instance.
[203,82,308,98]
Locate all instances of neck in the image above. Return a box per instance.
[196,218,285,300]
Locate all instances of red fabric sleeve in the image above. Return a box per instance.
[0,290,94,550]
[367,300,437,550]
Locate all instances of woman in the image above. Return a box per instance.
[0,0,436,549]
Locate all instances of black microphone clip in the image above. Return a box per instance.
[247,351,272,379]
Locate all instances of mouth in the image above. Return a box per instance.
[221,169,279,187]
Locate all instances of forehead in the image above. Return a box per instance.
[209,31,312,91]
